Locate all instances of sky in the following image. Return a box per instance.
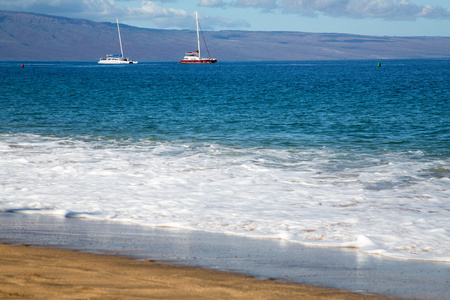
[1,0,449,36]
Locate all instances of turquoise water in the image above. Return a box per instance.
[1,60,449,261]
[3,60,449,151]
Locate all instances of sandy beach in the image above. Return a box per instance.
[0,243,390,300]
[1,213,448,299]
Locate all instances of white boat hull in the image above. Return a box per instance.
[98,59,138,64]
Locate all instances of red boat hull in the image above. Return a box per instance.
[179,58,217,64]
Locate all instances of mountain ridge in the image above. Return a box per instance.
[1,10,449,61]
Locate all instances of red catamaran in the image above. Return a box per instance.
[180,11,217,64]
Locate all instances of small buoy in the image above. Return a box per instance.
[377,62,381,67]
[21,64,24,68]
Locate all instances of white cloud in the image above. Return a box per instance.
[198,0,227,7]
[1,0,447,32]
[278,0,450,20]
[234,0,278,11]
[126,1,248,28]
[0,0,248,29]
[127,1,192,27]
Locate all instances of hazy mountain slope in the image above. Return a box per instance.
[1,11,449,61]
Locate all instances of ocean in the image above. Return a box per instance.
[1,60,449,263]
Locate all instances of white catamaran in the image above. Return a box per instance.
[180,11,217,64]
[98,18,137,64]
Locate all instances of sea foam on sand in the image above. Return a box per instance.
[1,134,449,262]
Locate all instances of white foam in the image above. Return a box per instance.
[0,133,449,262]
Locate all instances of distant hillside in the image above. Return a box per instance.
[1,10,449,61]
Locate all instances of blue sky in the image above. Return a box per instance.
[1,0,449,36]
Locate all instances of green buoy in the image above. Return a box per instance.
[377,62,381,67]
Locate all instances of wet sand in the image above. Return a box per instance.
[0,243,387,299]
[1,213,448,299]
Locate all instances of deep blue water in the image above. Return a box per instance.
[1,60,449,155]
[1,60,450,265]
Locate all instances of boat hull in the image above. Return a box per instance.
[179,58,217,64]
[98,60,137,64]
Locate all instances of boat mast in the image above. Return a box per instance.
[116,18,124,58]
[196,11,200,59]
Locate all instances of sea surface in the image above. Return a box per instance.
[1,60,449,263]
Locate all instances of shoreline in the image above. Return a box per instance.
[0,243,386,299]
[1,212,449,299]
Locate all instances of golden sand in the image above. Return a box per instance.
[0,243,390,299]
